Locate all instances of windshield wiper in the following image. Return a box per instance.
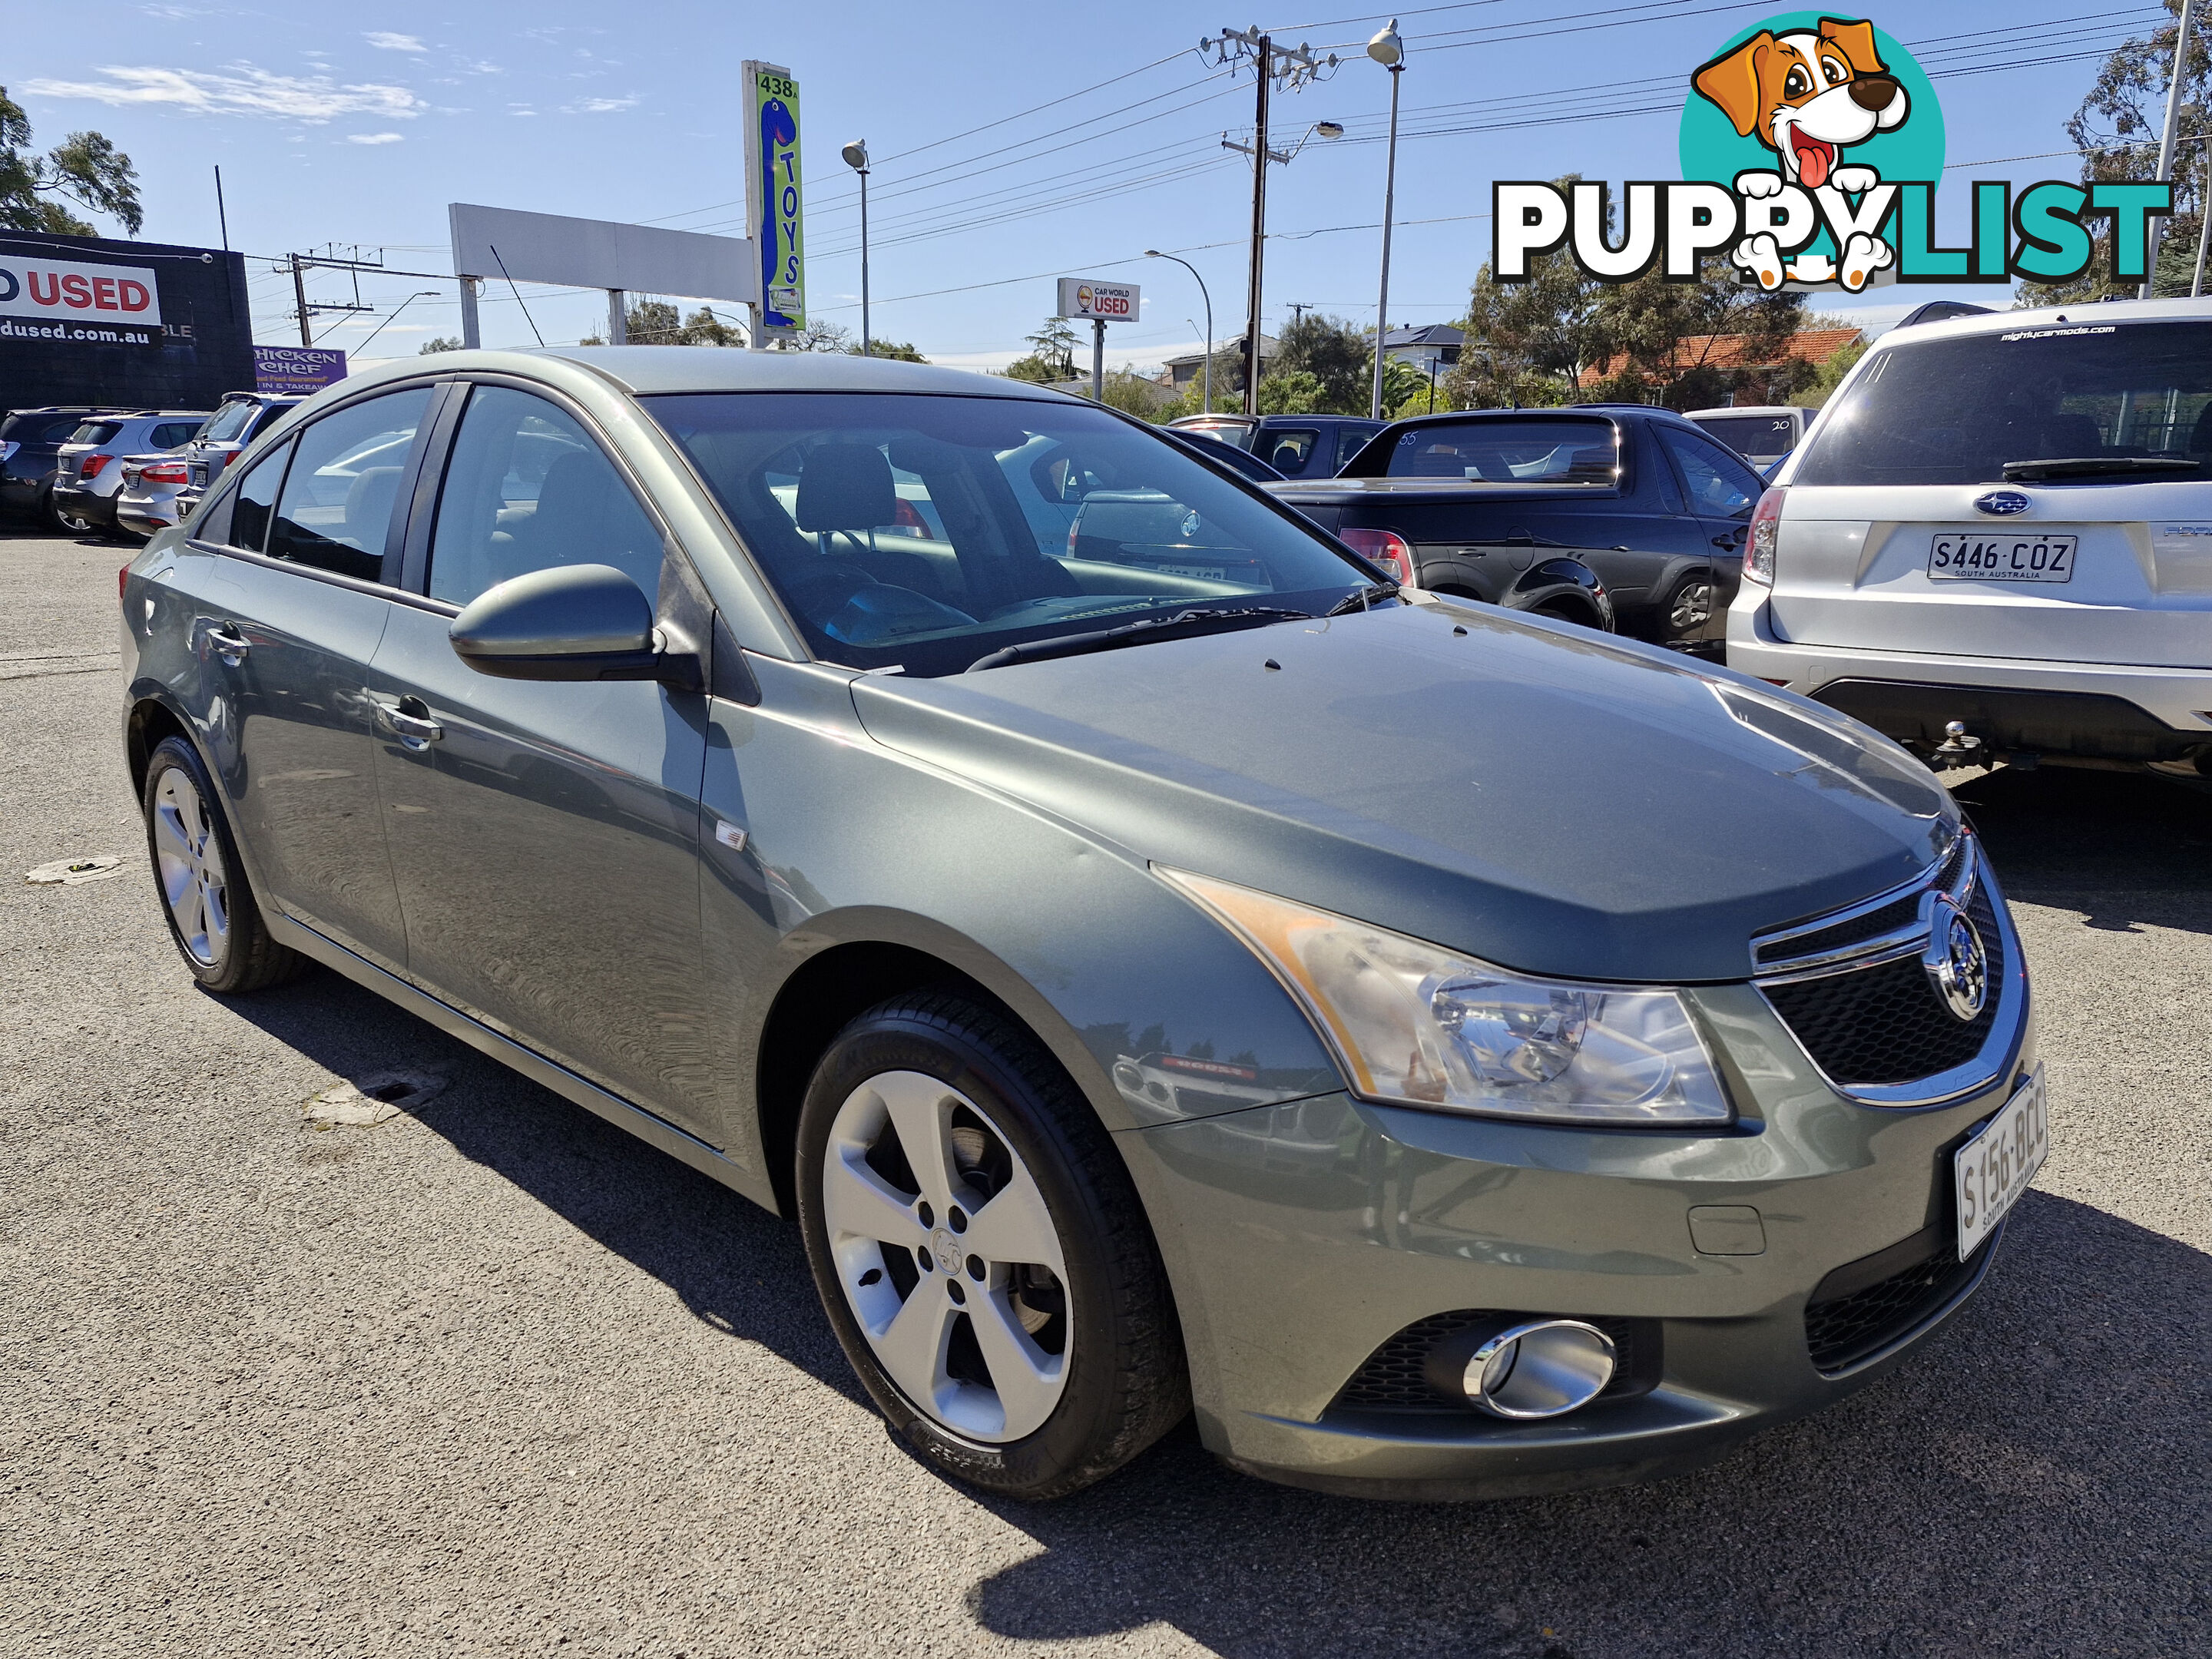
[965,606,1314,672]
[1325,581,1401,615]
[2001,455,2202,481]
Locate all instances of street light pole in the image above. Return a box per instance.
[1147,250,1213,412]
[2146,0,2197,299]
[843,140,872,356]
[1367,22,1405,420]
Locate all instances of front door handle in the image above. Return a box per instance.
[1714,532,1743,549]
[376,696,444,748]
[206,623,252,663]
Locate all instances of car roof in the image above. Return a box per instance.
[1684,406,1803,419]
[504,345,1075,400]
[1873,293,2212,345]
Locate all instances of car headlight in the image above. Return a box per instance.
[1158,869,1732,1127]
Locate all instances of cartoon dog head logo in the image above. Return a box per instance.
[1692,17,1909,190]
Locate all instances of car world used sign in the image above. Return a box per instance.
[0,253,163,346]
[252,346,349,396]
[1056,278,1140,321]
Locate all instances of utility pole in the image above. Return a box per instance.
[1203,30,1339,416]
[2147,0,2197,299]
[1091,316,1106,402]
[290,253,311,346]
[213,165,229,251]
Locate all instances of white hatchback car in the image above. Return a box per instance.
[1730,297,2212,777]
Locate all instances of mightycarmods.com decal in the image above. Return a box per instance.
[1492,12,2172,293]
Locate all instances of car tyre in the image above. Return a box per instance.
[1661,571,1719,640]
[796,992,1188,1499]
[141,734,306,993]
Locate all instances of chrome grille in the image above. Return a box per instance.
[1752,830,2022,1106]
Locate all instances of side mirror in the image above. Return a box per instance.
[449,563,694,685]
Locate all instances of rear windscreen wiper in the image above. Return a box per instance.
[2001,456,2203,481]
[965,606,1313,672]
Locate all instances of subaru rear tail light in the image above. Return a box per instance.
[1337,527,1413,585]
[1745,487,1786,584]
[79,452,113,480]
[118,561,132,606]
[141,462,190,485]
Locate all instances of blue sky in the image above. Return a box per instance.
[9,1,2169,372]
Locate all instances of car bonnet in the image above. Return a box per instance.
[847,601,1956,984]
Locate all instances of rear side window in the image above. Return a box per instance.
[1384,418,1620,482]
[71,422,124,445]
[151,422,203,450]
[227,439,291,554]
[266,388,432,581]
[1258,428,1320,475]
[1795,320,2212,486]
[427,386,664,607]
[1335,426,1378,469]
[1694,414,1796,457]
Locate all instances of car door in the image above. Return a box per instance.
[366,379,715,1137]
[179,386,433,972]
[1655,424,1762,639]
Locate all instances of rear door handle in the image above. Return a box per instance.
[206,623,252,662]
[1714,534,1743,549]
[375,697,444,747]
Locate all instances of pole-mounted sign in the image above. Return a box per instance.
[744,61,806,343]
[1057,278,1141,400]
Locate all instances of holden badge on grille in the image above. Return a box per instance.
[1922,896,1988,1021]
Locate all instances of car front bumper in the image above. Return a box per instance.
[1114,980,2034,1499]
[1727,588,2212,760]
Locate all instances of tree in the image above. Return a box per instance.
[1025,316,1078,378]
[1270,313,1371,412]
[1253,369,1330,416]
[1002,355,1061,384]
[1444,176,1608,409]
[1,85,142,235]
[418,336,463,355]
[850,339,927,362]
[2029,0,2209,302]
[1799,337,1866,407]
[1589,262,1810,409]
[580,300,747,346]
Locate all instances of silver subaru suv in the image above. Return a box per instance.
[120,349,2042,1502]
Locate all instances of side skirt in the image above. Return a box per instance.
[263,910,782,1216]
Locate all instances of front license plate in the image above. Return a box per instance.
[1954,1065,2048,1260]
[1929,532,2077,582]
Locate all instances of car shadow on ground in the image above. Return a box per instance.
[219,965,2212,1657]
[207,969,867,1410]
[1957,765,2212,935]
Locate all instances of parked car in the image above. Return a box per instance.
[1167,413,1386,479]
[115,392,301,538]
[48,411,212,535]
[1687,406,1806,474]
[1161,426,1286,482]
[2,406,126,528]
[124,348,2038,1503]
[1274,406,1768,644]
[1729,296,2212,778]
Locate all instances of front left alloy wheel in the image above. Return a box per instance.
[796,993,1187,1499]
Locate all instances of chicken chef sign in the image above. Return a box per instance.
[1493,12,2174,293]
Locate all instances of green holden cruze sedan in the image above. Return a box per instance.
[119,349,2043,1500]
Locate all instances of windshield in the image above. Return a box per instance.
[199,400,261,445]
[1795,320,2212,486]
[1381,418,1620,482]
[644,392,1374,676]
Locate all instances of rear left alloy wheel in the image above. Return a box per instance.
[1665,575,1718,638]
[796,994,1187,1499]
[141,735,305,993]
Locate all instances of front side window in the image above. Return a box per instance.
[267,388,432,581]
[1659,427,1760,518]
[645,392,1374,677]
[428,386,664,608]
[1259,429,1320,475]
[1794,320,2212,486]
[1336,425,1379,469]
[1382,418,1621,483]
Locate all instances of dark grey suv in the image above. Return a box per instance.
[121,349,2042,1501]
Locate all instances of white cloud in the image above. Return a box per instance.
[564,95,636,114]
[24,64,427,123]
[363,31,426,51]
[346,131,404,144]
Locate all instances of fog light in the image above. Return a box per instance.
[1426,1318,1617,1419]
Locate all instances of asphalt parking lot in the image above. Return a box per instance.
[3,526,2207,1658]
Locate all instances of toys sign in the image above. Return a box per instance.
[1057,278,1140,321]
